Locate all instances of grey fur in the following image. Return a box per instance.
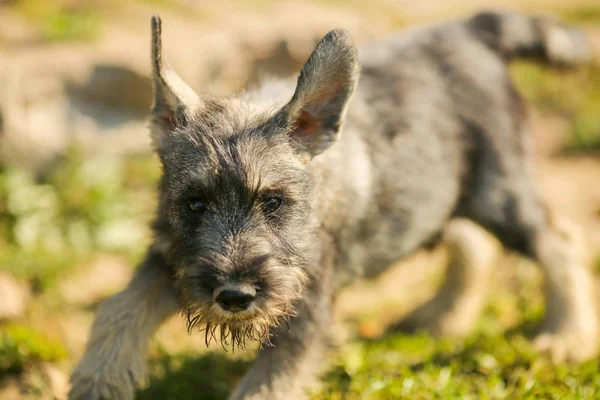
[70,10,598,400]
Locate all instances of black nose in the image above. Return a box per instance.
[215,288,255,312]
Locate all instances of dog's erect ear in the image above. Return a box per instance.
[277,29,359,161]
[150,15,201,149]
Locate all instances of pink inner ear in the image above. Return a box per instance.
[295,110,321,137]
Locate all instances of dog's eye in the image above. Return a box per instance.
[188,199,206,213]
[263,196,283,213]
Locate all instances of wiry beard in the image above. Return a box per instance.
[173,250,312,351]
[182,303,297,352]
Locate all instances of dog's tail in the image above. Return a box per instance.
[467,10,590,66]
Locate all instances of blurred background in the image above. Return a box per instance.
[0,0,599,399]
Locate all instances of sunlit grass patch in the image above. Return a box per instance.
[12,0,103,42]
[0,325,68,374]
[0,146,157,288]
[315,330,600,399]
[139,327,600,399]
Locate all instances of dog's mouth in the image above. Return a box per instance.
[177,262,309,350]
[183,303,291,351]
[181,285,297,350]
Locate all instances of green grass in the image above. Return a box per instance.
[0,146,157,289]
[319,333,600,399]
[137,329,600,399]
[0,325,68,374]
[41,8,101,42]
[139,351,252,400]
[0,147,158,374]
[12,0,103,42]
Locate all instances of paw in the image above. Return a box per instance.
[534,327,599,363]
[69,348,145,400]
[534,219,599,363]
[68,373,136,400]
[534,276,599,363]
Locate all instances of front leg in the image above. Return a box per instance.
[69,245,179,400]
[229,284,332,400]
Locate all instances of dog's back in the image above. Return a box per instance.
[304,11,590,281]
